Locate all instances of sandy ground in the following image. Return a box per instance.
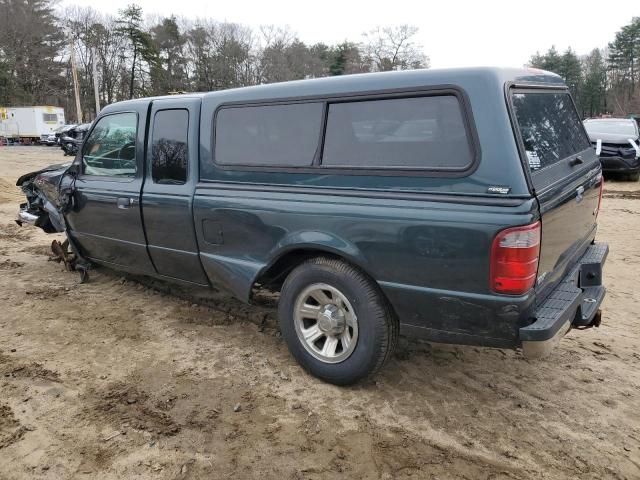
[0,146,639,480]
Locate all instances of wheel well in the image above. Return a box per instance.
[254,249,345,292]
[254,249,400,327]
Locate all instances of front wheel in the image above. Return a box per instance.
[278,257,397,385]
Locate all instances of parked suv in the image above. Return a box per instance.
[16,68,607,385]
[583,118,640,180]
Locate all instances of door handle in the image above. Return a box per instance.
[116,197,134,209]
[569,155,584,167]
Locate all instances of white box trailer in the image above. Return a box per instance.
[0,106,66,143]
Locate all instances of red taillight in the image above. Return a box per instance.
[596,175,604,218]
[490,222,541,295]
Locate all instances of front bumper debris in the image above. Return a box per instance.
[520,242,608,358]
[17,209,39,225]
[599,155,640,173]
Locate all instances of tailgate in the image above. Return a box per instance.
[535,167,601,295]
[510,88,603,299]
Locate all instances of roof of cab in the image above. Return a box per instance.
[104,67,565,110]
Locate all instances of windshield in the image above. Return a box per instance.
[584,120,637,137]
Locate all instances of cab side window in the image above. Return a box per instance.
[82,113,137,177]
[151,109,188,184]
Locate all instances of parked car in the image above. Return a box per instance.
[54,124,76,146]
[15,68,608,385]
[583,118,640,180]
[42,133,57,146]
[60,123,91,156]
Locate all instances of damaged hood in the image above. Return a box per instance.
[16,163,70,190]
[584,119,640,145]
[586,131,640,144]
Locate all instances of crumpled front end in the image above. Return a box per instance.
[592,136,640,174]
[15,163,90,281]
[15,163,73,234]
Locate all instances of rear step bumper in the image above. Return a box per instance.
[520,242,609,358]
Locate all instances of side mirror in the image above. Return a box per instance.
[67,161,80,177]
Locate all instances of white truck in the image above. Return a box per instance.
[0,106,66,144]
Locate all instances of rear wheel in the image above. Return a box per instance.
[627,172,640,181]
[278,257,397,385]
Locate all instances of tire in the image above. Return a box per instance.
[627,172,640,181]
[278,257,398,385]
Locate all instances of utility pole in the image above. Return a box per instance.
[92,49,100,117]
[70,36,83,124]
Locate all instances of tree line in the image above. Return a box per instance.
[2,0,638,122]
[529,16,640,118]
[0,0,429,122]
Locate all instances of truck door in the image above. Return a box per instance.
[141,98,209,285]
[65,105,156,274]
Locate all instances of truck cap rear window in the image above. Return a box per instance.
[511,91,590,172]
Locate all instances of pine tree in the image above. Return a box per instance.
[529,46,562,73]
[329,42,367,76]
[607,17,640,110]
[529,46,584,112]
[150,16,187,94]
[0,0,64,105]
[560,48,583,107]
[582,49,607,117]
[115,4,158,99]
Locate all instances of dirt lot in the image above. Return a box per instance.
[0,146,639,479]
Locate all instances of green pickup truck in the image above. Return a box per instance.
[17,67,607,385]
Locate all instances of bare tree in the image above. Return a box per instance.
[256,25,295,83]
[184,19,256,91]
[90,17,128,105]
[64,6,106,119]
[210,22,256,88]
[256,26,337,83]
[2,2,437,114]
[361,25,429,72]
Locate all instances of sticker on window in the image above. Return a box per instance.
[526,150,541,170]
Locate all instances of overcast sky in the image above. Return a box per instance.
[61,0,637,68]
